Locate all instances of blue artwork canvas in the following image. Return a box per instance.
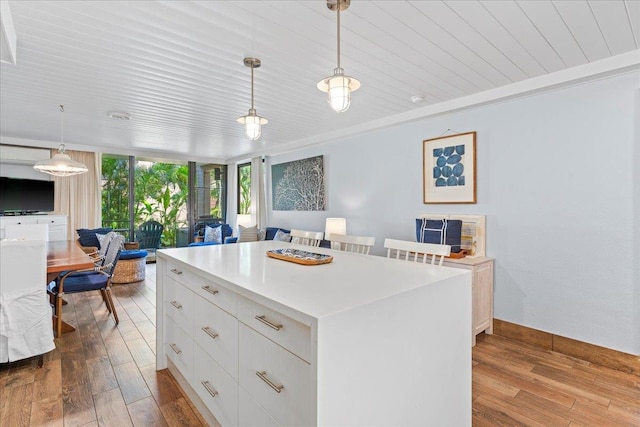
[272,155,326,211]
[423,132,476,204]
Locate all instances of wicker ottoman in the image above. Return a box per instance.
[112,249,148,284]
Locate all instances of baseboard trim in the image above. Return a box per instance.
[493,319,640,377]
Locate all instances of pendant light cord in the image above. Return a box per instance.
[250,65,255,110]
[336,2,341,69]
[59,104,65,152]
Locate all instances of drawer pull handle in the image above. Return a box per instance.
[170,300,182,309]
[256,371,284,393]
[201,380,219,398]
[201,326,218,340]
[255,315,282,331]
[169,344,182,354]
[202,285,219,295]
[170,268,183,275]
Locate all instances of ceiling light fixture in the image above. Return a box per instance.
[317,0,360,113]
[33,105,88,177]
[237,57,268,141]
[107,111,131,120]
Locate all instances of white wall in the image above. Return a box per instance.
[267,71,640,355]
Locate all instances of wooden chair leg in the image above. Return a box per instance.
[100,289,112,313]
[55,294,63,338]
[105,288,119,325]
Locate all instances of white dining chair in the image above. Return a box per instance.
[327,233,375,255]
[290,229,324,247]
[384,238,451,266]
[4,223,49,241]
[0,239,55,365]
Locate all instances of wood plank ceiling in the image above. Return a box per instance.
[0,0,638,162]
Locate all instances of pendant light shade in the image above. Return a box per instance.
[33,106,88,177]
[317,0,360,113]
[237,57,267,140]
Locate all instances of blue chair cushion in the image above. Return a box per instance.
[77,227,113,248]
[119,249,148,260]
[188,241,223,247]
[50,272,109,294]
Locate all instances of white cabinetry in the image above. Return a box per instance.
[442,256,494,345]
[157,241,472,426]
[0,214,68,241]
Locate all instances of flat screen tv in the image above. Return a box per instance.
[0,177,55,214]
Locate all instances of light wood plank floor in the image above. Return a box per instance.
[1,263,639,426]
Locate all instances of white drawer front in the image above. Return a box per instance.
[165,317,193,384]
[193,296,239,380]
[237,297,311,363]
[239,324,312,427]
[194,344,238,427]
[165,277,194,333]
[238,386,282,427]
[166,261,237,315]
[37,216,67,225]
[193,278,237,316]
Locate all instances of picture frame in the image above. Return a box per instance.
[271,155,326,211]
[423,131,476,204]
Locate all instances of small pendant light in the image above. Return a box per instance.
[33,105,88,177]
[317,0,360,113]
[237,57,268,140]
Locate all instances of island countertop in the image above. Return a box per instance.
[157,240,470,321]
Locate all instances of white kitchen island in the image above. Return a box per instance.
[156,241,472,427]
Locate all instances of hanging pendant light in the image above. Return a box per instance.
[317,0,360,113]
[33,105,88,177]
[237,57,268,140]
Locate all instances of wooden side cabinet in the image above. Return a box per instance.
[443,256,494,346]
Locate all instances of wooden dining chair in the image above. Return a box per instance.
[290,229,324,247]
[327,233,375,255]
[384,238,451,266]
[50,235,124,337]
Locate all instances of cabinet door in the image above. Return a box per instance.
[238,324,312,427]
[473,262,493,334]
[165,317,193,384]
[194,344,238,427]
[165,277,194,333]
[193,296,238,380]
[238,386,282,427]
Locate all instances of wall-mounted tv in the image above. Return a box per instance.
[0,177,55,214]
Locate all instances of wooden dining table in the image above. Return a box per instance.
[47,240,94,334]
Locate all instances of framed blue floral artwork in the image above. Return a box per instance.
[423,131,476,204]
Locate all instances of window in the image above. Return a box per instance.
[194,163,227,223]
[101,155,131,240]
[238,162,251,215]
[102,155,196,247]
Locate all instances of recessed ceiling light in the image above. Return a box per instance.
[107,111,131,120]
[411,95,425,104]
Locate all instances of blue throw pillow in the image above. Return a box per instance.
[77,227,113,248]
